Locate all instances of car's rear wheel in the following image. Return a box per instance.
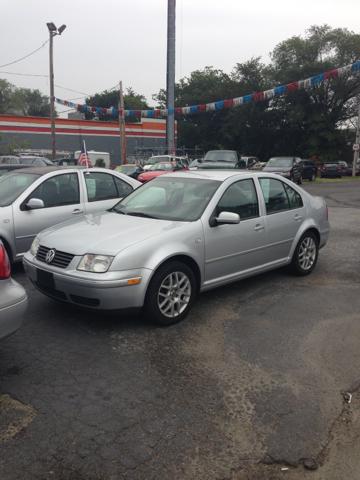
[310,173,316,182]
[144,261,196,326]
[290,231,319,276]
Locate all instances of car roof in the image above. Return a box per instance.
[4,166,104,176]
[160,169,281,182]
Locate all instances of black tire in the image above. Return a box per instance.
[310,173,316,182]
[143,261,197,326]
[297,175,302,185]
[290,231,319,276]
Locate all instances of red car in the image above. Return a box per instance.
[137,161,189,183]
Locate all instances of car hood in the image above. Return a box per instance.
[262,166,292,173]
[198,162,237,170]
[138,171,167,180]
[38,211,189,256]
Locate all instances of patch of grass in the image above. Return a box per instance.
[308,176,360,184]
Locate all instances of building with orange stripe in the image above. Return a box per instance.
[0,115,177,163]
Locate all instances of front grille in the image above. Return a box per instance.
[34,281,67,300]
[70,294,100,307]
[36,245,75,268]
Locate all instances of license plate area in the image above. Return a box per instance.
[36,268,55,289]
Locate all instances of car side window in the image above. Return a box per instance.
[283,183,303,209]
[84,172,129,202]
[28,173,80,208]
[259,178,290,214]
[217,179,259,219]
[113,176,133,197]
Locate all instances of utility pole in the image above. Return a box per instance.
[47,22,66,162]
[166,0,176,155]
[352,99,360,177]
[118,81,127,165]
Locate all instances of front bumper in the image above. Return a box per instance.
[23,255,153,314]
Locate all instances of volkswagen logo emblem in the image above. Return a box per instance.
[45,249,56,263]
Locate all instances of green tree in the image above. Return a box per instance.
[0,79,23,114]
[17,88,52,117]
[84,87,151,122]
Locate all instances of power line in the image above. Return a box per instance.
[0,71,48,78]
[0,40,49,68]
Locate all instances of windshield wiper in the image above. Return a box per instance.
[126,212,159,219]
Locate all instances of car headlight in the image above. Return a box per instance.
[138,175,143,180]
[30,236,40,256]
[77,254,114,273]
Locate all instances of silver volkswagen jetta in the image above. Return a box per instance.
[23,171,330,326]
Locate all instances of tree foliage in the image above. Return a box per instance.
[0,79,53,117]
[84,87,151,122]
[154,25,360,162]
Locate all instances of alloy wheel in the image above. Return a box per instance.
[157,271,191,318]
[298,237,316,270]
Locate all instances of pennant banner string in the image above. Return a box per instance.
[55,62,360,118]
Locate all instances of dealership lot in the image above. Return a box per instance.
[0,181,359,480]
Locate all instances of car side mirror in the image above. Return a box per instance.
[216,211,240,225]
[26,198,45,209]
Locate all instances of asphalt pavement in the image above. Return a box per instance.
[0,179,359,480]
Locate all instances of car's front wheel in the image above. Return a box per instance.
[144,261,196,326]
[290,231,319,276]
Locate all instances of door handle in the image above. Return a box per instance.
[254,224,265,231]
[72,209,84,215]
[294,214,302,221]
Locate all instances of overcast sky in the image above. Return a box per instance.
[1,0,359,118]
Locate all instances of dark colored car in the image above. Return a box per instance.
[262,157,303,184]
[320,161,343,178]
[115,164,145,180]
[343,162,360,176]
[301,159,317,182]
[19,156,54,167]
[0,164,32,176]
[53,158,78,166]
[197,150,243,170]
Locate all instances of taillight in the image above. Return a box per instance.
[0,245,11,280]
[322,166,325,171]
[338,166,341,171]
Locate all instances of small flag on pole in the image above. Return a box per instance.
[77,141,93,172]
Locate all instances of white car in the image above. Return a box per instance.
[0,166,141,262]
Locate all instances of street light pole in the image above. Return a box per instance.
[47,22,66,162]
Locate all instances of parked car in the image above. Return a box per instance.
[115,164,145,180]
[23,170,330,326]
[343,163,360,176]
[240,156,263,170]
[0,240,28,340]
[0,166,141,262]
[19,156,54,167]
[301,159,317,182]
[320,161,343,178]
[137,161,189,183]
[0,164,32,176]
[143,155,188,170]
[53,158,78,166]
[0,155,21,164]
[262,157,303,184]
[197,150,242,170]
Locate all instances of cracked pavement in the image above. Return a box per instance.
[0,181,359,479]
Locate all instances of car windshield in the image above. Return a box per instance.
[149,163,173,171]
[266,158,293,167]
[146,156,170,165]
[204,152,238,163]
[0,173,40,207]
[112,176,220,222]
